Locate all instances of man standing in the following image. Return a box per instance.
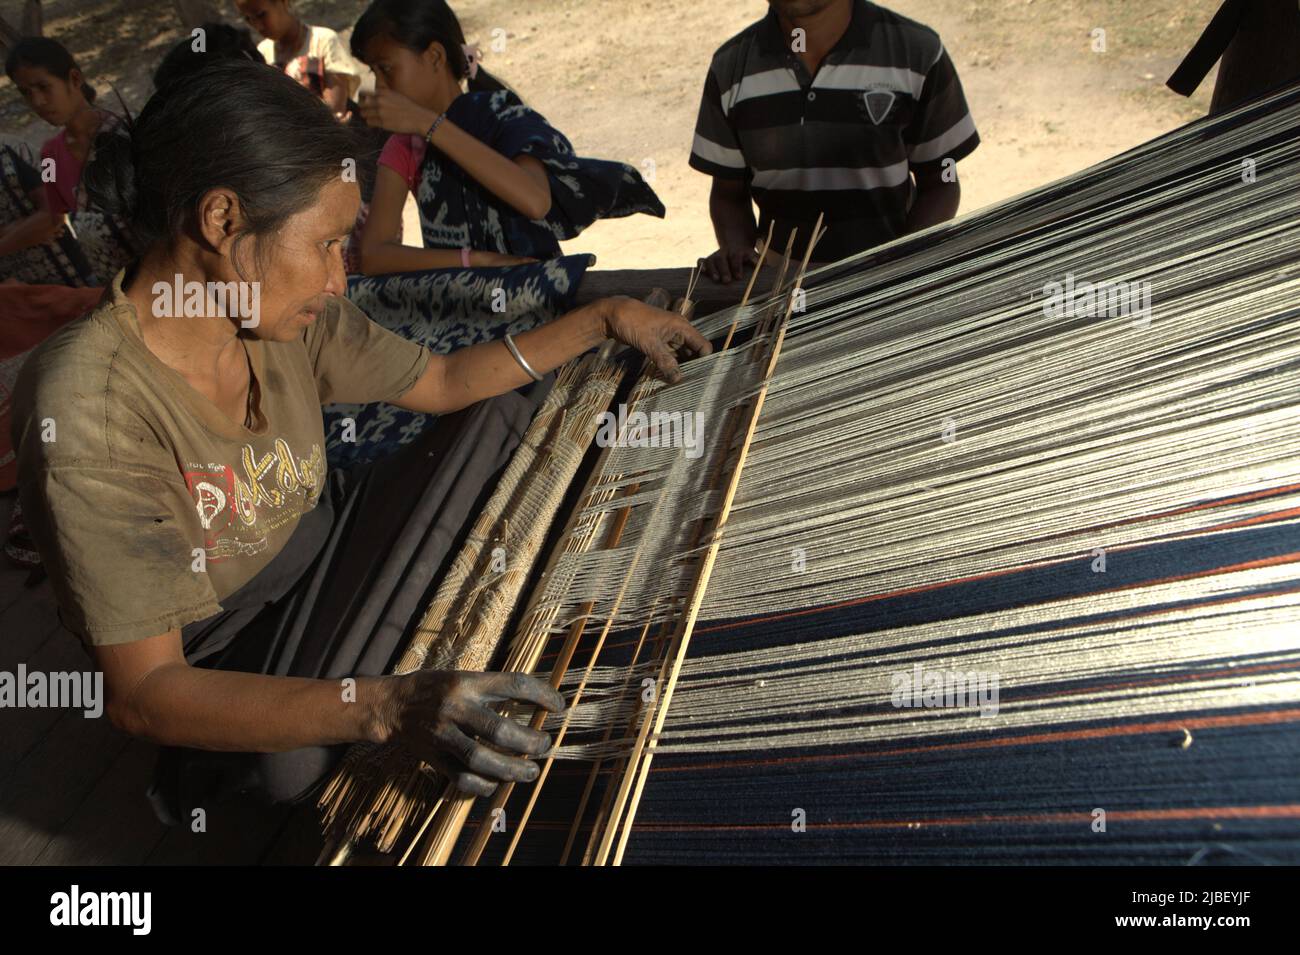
[691,0,979,279]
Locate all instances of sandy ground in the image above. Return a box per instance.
[1,0,1217,269]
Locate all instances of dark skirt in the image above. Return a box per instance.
[148,383,548,825]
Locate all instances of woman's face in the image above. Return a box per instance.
[233,177,360,342]
[363,34,443,108]
[9,64,83,126]
[236,0,295,43]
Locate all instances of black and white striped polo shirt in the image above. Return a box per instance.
[689,1,979,264]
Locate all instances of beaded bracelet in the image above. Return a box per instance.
[424,111,447,144]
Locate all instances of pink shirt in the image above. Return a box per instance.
[40,131,81,218]
[377,134,428,192]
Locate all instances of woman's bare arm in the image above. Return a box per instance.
[358,89,551,220]
[393,296,712,416]
[356,165,534,274]
[430,121,551,219]
[97,629,386,751]
[97,628,565,794]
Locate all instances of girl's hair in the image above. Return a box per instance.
[351,0,508,92]
[153,23,265,90]
[4,36,97,103]
[84,59,359,270]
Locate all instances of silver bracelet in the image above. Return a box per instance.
[503,333,544,382]
[424,111,447,143]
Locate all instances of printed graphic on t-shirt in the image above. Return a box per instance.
[184,438,326,562]
[185,466,235,534]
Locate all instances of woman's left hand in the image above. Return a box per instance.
[602,297,713,385]
[471,251,538,267]
[357,88,435,136]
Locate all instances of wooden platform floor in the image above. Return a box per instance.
[0,492,323,865]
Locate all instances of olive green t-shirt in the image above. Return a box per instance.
[13,270,430,646]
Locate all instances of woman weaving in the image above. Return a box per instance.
[12,61,709,822]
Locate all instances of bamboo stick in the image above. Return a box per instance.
[597,214,824,865]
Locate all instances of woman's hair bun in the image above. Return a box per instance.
[82,124,138,224]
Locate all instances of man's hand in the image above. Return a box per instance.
[380,670,566,797]
[702,178,760,284]
[699,244,760,285]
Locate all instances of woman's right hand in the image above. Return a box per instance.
[379,670,566,796]
[356,88,438,136]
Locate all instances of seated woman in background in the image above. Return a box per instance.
[235,0,361,119]
[2,36,135,282]
[13,61,708,820]
[350,0,665,275]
